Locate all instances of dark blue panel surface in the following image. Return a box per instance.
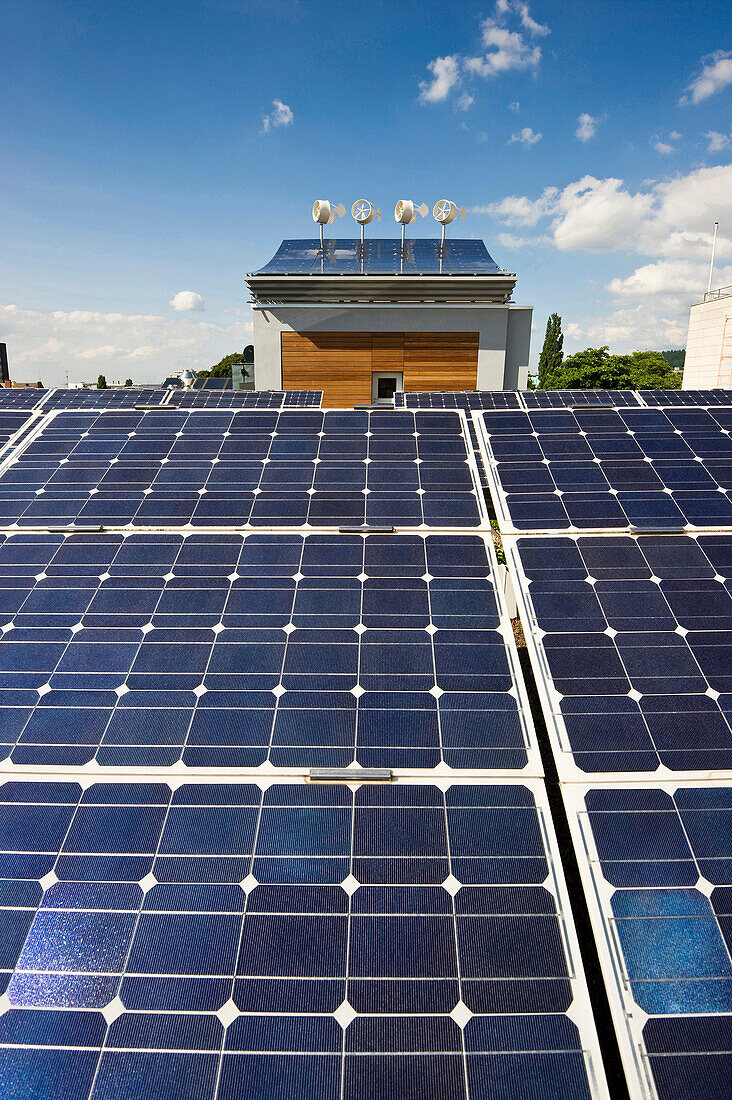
[0,780,593,1100]
[254,239,503,276]
[483,405,732,531]
[0,408,481,528]
[0,532,523,770]
[584,785,732,1099]
[517,534,732,773]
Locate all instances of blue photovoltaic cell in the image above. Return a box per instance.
[0,408,482,528]
[521,391,640,409]
[0,779,596,1100]
[480,405,732,531]
[639,389,732,407]
[583,785,732,1100]
[395,392,522,410]
[515,533,732,773]
[0,532,527,770]
[254,238,504,276]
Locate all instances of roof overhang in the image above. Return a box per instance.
[245,274,517,305]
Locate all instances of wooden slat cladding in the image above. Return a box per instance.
[281,331,479,407]
[403,332,479,392]
[281,333,372,407]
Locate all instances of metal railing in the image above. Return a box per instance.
[704,284,732,302]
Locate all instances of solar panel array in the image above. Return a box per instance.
[0,408,485,529]
[0,531,537,773]
[478,405,732,533]
[482,390,732,1098]
[565,783,732,1100]
[3,380,730,1097]
[171,389,323,409]
[0,385,613,1097]
[254,238,504,276]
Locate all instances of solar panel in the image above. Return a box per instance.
[0,409,485,529]
[253,238,504,276]
[0,389,47,410]
[566,782,732,1100]
[171,390,322,410]
[477,406,732,533]
[0,531,536,772]
[639,389,732,406]
[395,392,522,410]
[0,777,606,1100]
[44,389,169,410]
[0,410,39,455]
[505,532,732,778]
[521,390,640,409]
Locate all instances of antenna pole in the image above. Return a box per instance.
[360,223,365,247]
[707,221,719,297]
[319,223,324,250]
[441,223,446,250]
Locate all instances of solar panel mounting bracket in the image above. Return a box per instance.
[629,525,687,535]
[339,525,395,534]
[47,525,105,533]
[309,768,393,783]
[354,404,389,410]
[134,405,177,411]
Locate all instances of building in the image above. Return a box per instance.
[246,237,532,407]
[683,284,732,389]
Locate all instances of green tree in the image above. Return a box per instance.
[124,378,133,387]
[198,351,244,379]
[96,375,107,389]
[537,313,564,388]
[626,350,682,389]
[545,346,683,390]
[661,349,685,372]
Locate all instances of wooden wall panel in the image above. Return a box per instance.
[281,332,372,408]
[281,331,479,407]
[403,332,478,392]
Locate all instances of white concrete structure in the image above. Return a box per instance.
[684,287,732,390]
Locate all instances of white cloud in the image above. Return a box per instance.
[669,131,682,141]
[457,92,474,111]
[680,50,732,105]
[563,305,690,354]
[607,258,732,305]
[654,140,675,155]
[169,290,204,312]
[509,126,542,145]
[419,3,548,105]
[419,55,460,103]
[262,98,294,131]
[575,113,599,142]
[474,187,558,225]
[508,100,520,112]
[1,303,253,388]
[706,130,731,153]
[481,164,732,260]
[496,231,547,248]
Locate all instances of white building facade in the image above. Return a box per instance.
[683,287,732,390]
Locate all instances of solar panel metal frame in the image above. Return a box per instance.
[503,531,732,783]
[0,773,610,1100]
[563,779,732,1100]
[0,406,490,533]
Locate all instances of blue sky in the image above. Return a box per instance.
[1,0,731,385]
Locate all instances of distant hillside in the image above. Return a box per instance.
[660,349,685,371]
